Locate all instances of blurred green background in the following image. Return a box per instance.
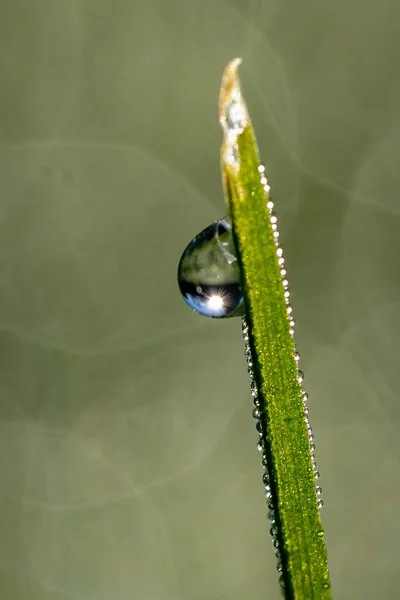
[0,0,399,598]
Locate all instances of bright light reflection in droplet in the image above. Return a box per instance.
[207,294,224,312]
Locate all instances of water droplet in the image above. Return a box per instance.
[318,499,324,508]
[257,441,263,451]
[250,381,258,397]
[178,218,243,318]
[252,408,260,420]
[268,510,275,522]
[314,471,321,479]
[225,100,246,132]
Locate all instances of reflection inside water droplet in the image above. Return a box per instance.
[177,217,243,318]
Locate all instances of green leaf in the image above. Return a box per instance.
[219,58,332,599]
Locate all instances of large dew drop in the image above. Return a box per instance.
[177,218,243,318]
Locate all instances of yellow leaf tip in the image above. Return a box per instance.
[219,57,248,169]
[218,58,243,122]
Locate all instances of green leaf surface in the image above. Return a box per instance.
[219,59,332,599]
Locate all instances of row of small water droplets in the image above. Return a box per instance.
[242,318,284,578]
[264,164,323,503]
[242,164,324,574]
[263,161,323,508]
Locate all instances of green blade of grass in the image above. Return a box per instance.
[219,58,332,599]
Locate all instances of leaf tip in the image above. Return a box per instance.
[219,58,249,170]
[218,57,245,127]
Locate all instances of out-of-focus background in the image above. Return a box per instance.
[0,1,399,598]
